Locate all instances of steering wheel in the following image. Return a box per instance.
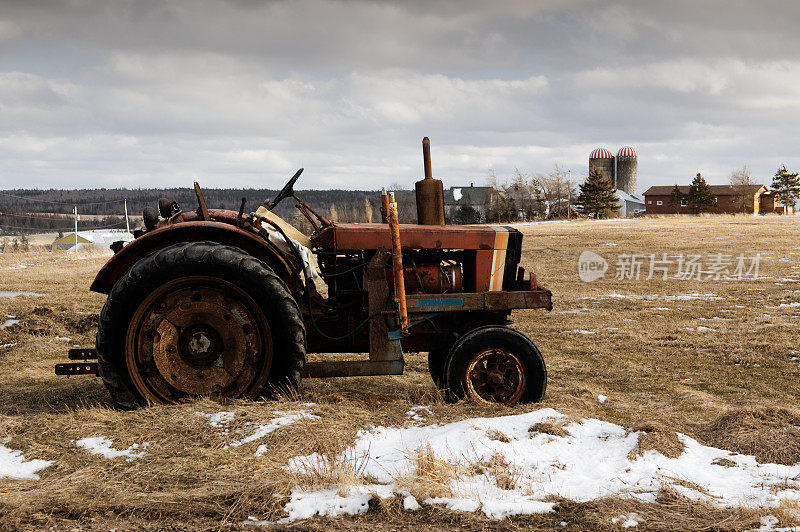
[268,168,303,210]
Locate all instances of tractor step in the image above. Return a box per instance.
[68,347,97,360]
[55,348,99,376]
[55,362,99,376]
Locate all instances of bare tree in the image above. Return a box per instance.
[730,165,753,213]
[534,164,576,218]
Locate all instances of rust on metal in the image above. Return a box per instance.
[380,188,389,223]
[124,276,273,404]
[388,193,409,334]
[415,136,446,225]
[405,290,552,313]
[91,218,294,294]
[55,362,99,376]
[68,347,97,360]
[194,182,209,221]
[465,348,527,405]
[312,223,500,251]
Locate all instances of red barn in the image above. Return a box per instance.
[643,184,768,215]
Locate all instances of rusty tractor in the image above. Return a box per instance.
[56,138,552,408]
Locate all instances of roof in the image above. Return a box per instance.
[53,233,92,246]
[615,190,645,203]
[444,186,494,206]
[643,184,767,197]
[589,147,613,159]
[617,146,637,157]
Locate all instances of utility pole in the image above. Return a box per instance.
[73,206,78,253]
[124,199,130,238]
[568,169,572,219]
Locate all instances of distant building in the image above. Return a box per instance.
[53,230,132,251]
[615,190,646,217]
[643,184,771,215]
[589,146,639,195]
[444,184,497,222]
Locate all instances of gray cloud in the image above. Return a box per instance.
[1,0,799,192]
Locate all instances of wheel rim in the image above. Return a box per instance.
[125,276,273,404]
[465,348,527,405]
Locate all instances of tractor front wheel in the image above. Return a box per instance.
[443,326,546,406]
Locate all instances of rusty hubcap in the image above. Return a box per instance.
[465,348,526,405]
[125,276,272,404]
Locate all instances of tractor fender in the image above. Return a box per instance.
[90,221,295,294]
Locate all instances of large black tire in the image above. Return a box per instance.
[443,325,546,405]
[96,241,305,409]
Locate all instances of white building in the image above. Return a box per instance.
[615,190,646,217]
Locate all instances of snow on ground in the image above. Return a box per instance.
[270,409,800,523]
[228,409,319,453]
[612,512,643,527]
[582,293,723,302]
[74,437,150,461]
[0,440,54,480]
[196,411,235,428]
[406,406,432,423]
[0,318,20,329]
[0,291,43,298]
[566,329,596,335]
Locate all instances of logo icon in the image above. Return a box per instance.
[578,251,608,282]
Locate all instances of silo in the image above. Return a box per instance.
[589,148,615,186]
[615,146,638,194]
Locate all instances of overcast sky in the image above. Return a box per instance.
[1,0,799,192]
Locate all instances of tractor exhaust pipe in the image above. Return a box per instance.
[415,137,446,225]
[388,191,409,335]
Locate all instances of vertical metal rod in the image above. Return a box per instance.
[380,187,390,223]
[422,137,432,180]
[124,199,130,236]
[73,206,78,253]
[388,192,408,334]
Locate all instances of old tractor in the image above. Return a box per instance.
[57,138,552,408]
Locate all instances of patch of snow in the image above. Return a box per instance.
[0,291,43,298]
[779,302,800,308]
[53,336,71,341]
[196,411,235,428]
[612,512,643,528]
[0,343,17,349]
[403,494,421,511]
[696,326,716,332]
[255,444,269,457]
[597,395,608,404]
[229,409,319,451]
[0,441,54,479]
[74,437,150,461]
[554,308,595,314]
[406,406,432,423]
[0,319,20,329]
[276,409,800,523]
[664,293,723,301]
[567,329,596,335]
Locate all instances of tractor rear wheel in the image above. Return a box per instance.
[443,326,546,406]
[96,241,305,408]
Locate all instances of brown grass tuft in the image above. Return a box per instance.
[396,444,457,501]
[529,421,568,438]
[703,407,800,465]
[627,422,685,460]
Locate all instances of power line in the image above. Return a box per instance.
[0,191,126,206]
[0,220,127,231]
[0,211,78,220]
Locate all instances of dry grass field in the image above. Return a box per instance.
[1,215,800,531]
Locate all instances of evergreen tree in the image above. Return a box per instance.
[669,184,686,207]
[687,173,716,213]
[575,167,618,219]
[771,165,800,209]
